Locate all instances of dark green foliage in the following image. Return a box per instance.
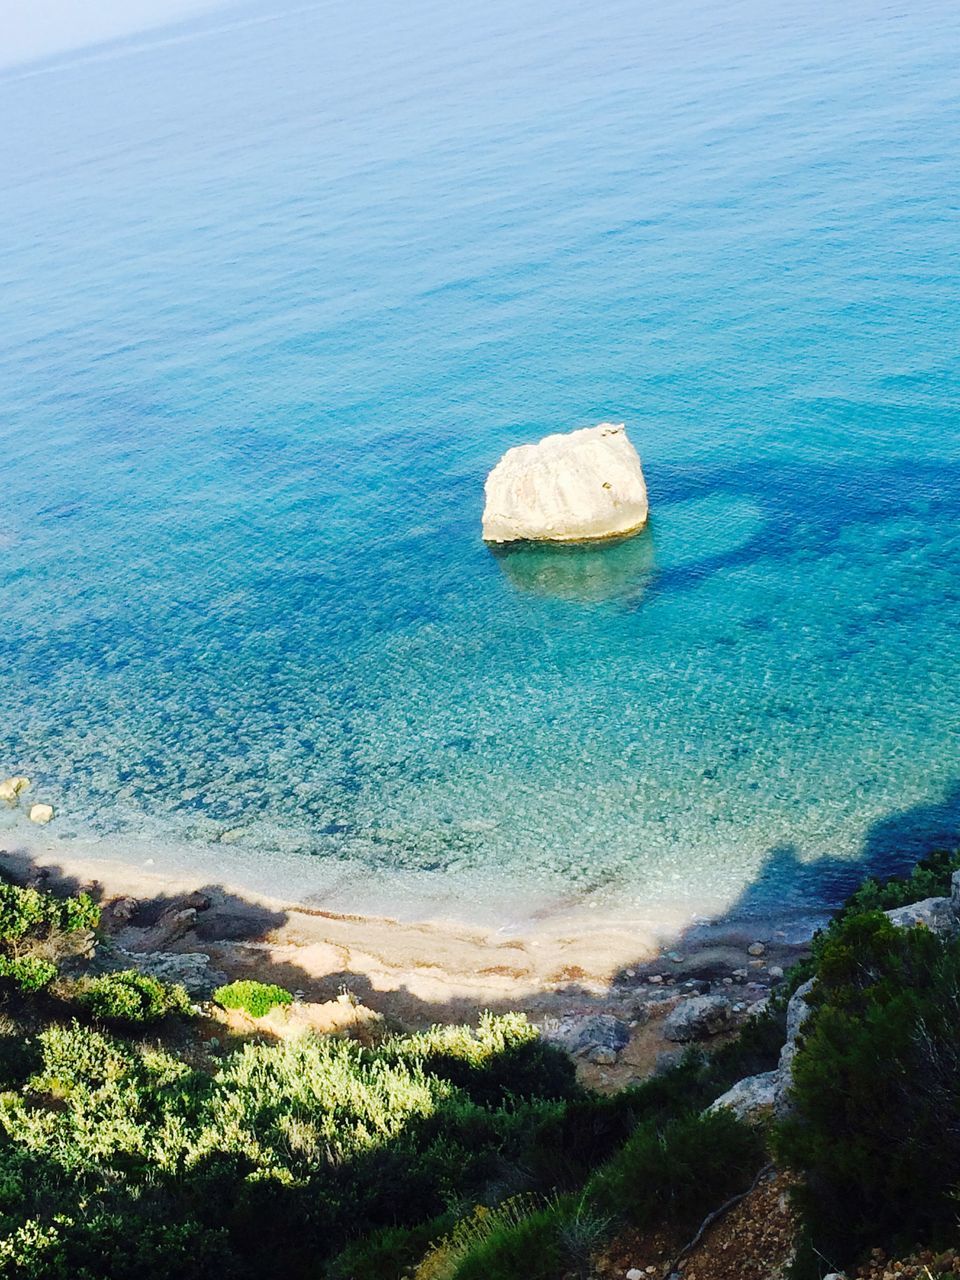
[777,909,960,1263]
[213,979,293,1018]
[327,1215,455,1280]
[76,970,192,1024]
[449,1202,565,1280]
[587,1108,765,1231]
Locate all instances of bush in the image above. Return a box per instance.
[328,1215,455,1280]
[77,970,192,1024]
[213,980,293,1019]
[587,1108,765,1231]
[0,883,100,997]
[416,1196,560,1280]
[0,883,99,943]
[0,955,57,993]
[777,910,960,1263]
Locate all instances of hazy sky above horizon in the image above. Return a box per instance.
[1,0,234,70]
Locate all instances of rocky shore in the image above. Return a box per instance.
[0,844,814,1089]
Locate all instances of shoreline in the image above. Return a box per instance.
[0,840,818,1075]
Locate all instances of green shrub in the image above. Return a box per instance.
[328,1215,456,1280]
[213,980,293,1018]
[0,955,57,993]
[386,1011,578,1105]
[777,910,960,1263]
[588,1108,765,1231]
[415,1195,559,1280]
[0,883,99,943]
[77,970,192,1024]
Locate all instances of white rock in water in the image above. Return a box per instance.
[482,423,649,543]
[0,777,30,805]
[28,803,54,824]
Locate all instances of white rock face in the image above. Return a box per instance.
[708,1070,778,1121]
[482,423,649,543]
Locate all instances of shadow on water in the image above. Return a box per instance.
[489,525,656,606]
[1,779,959,1031]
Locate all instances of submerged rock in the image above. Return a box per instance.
[663,994,732,1042]
[28,803,54,824]
[481,423,649,543]
[0,777,30,805]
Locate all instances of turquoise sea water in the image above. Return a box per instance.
[1,0,959,927]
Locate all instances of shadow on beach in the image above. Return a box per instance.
[0,779,959,1058]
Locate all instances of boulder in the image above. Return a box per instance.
[0,777,30,805]
[482,423,649,544]
[952,869,960,918]
[541,1013,630,1063]
[28,803,54,824]
[128,907,198,952]
[707,1070,778,1122]
[775,977,815,1116]
[885,896,958,938]
[663,994,732,1042]
[109,897,139,925]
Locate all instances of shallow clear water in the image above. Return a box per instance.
[1,0,959,925]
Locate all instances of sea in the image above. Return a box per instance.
[1,0,959,931]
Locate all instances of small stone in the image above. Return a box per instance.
[722,977,734,986]
[625,968,636,978]
[648,974,663,984]
[768,965,785,980]
[29,803,54,824]
[667,951,684,963]
[626,1270,644,1280]
[732,967,748,981]
[747,941,766,957]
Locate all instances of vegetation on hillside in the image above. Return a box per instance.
[0,853,957,1277]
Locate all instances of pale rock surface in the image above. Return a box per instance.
[708,1070,778,1121]
[663,994,732,1042]
[482,423,649,543]
[0,777,30,805]
[28,803,53,824]
[775,977,815,1117]
[885,895,958,938]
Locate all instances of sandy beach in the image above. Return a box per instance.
[0,838,814,1088]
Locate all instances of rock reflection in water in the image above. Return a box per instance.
[491,528,656,605]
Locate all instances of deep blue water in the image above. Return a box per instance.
[1,0,959,925]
